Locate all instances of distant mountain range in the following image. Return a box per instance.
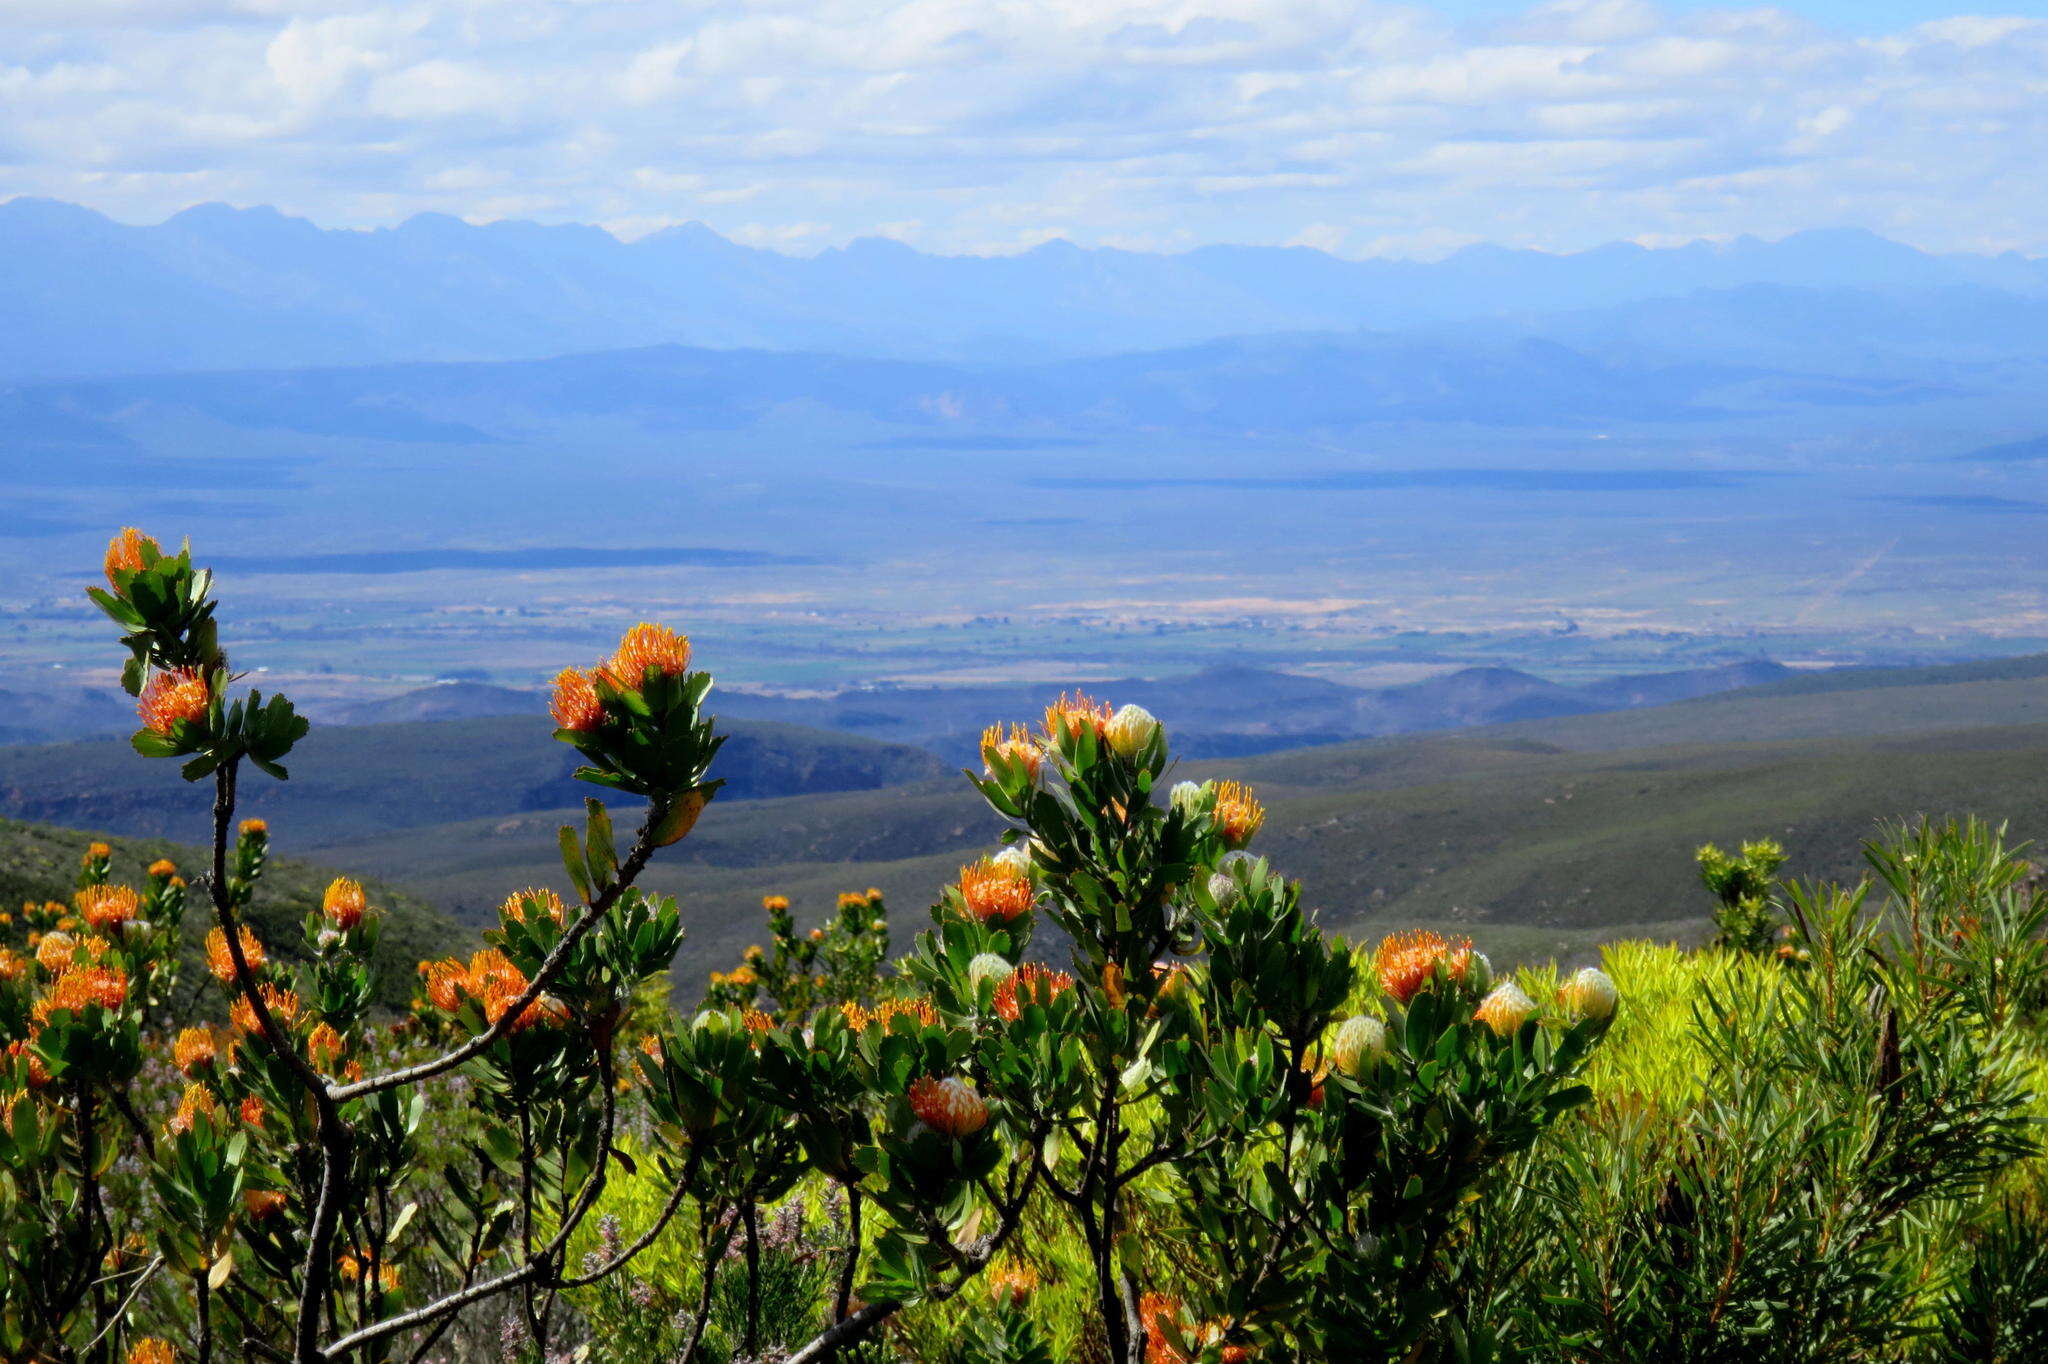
[4,196,2045,380]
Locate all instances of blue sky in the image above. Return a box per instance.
[2,1,2044,257]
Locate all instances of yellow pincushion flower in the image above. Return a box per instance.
[77,885,141,932]
[1475,981,1538,1037]
[980,722,1044,781]
[1210,781,1265,848]
[104,527,157,586]
[126,1338,175,1364]
[600,622,692,690]
[172,1027,218,1076]
[206,925,265,983]
[322,877,366,931]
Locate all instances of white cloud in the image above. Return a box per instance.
[0,1,2044,256]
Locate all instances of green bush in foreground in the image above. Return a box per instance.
[2,532,2044,1362]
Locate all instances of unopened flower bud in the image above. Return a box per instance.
[991,845,1032,877]
[1560,966,1618,1021]
[1169,780,1207,813]
[1104,704,1161,759]
[1330,1015,1388,1076]
[1465,951,1494,995]
[1475,980,1538,1037]
[967,953,1014,992]
[908,1075,988,1137]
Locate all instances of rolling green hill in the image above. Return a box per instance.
[0,816,465,1014]
[0,715,946,846]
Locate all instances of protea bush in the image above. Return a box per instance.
[0,531,2042,1363]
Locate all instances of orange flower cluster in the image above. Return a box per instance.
[173,1027,218,1076]
[307,1022,346,1070]
[1139,1293,1255,1364]
[1210,781,1265,848]
[0,948,24,983]
[148,858,178,878]
[205,924,265,983]
[33,964,129,1024]
[239,818,268,838]
[138,668,210,736]
[417,949,566,1032]
[239,1095,266,1128]
[549,667,605,732]
[502,886,567,926]
[986,1257,1040,1309]
[742,1009,776,1034]
[229,984,301,1035]
[167,1083,222,1137]
[907,1075,988,1137]
[85,842,113,864]
[5,1038,51,1089]
[840,996,940,1032]
[1042,691,1114,745]
[993,963,1074,1022]
[322,877,366,931]
[125,1339,175,1364]
[601,622,693,690]
[958,856,1034,926]
[104,527,157,586]
[980,722,1044,782]
[33,932,77,973]
[1374,929,1475,1006]
[76,885,141,933]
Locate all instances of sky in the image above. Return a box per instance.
[2,0,2045,258]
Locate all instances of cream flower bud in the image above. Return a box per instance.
[1169,780,1207,813]
[1104,704,1161,758]
[1330,1015,1388,1076]
[991,845,1032,877]
[968,953,1015,991]
[1561,966,1619,1021]
[1465,951,1494,995]
[1206,871,1239,906]
[1475,981,1538,1037]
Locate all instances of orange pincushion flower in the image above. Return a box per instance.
[466,948,522,996]
[742,1009,775,1034]
[986,1257,1040,1309]
[980,722,1043,782]
[239,818,268,838]
[85,842,113,863]
[842,995,940,1031]
[5,1039,51,1089]
[420,958,468,1011]
[138,668,210,736]
[206,924,265,983]
[167,1083,221,1136]
[148,858,177,878]
[322,877,366,931]
[1373,930,1473,1006]
[34,931,77,973]
[33,964,129,1023]
[172,1027,218,1076]
[601,622,692,690]
[1139,1293,1254,1364]
[243,1189,287,1220]
[1210,781,1265,848]
[0,948,23,982]
[549,667,605,731]
[502,887,567,926]
[239,1095,266,1128]
[104,527,158,586]
[307,1022,345,1070]
[907,1075,988,1137]
[1042,691,1113,745]
[126,1339,175,1364]
[763,895,791,913]
[230,984,300,1034]
[958,857,1033,926]
[993,963,1074,1022]
[78,885,141,932]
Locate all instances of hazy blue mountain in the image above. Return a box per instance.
[5,197,2043,379]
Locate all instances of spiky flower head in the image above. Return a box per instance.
[0,948,23,983]
[104,528,158,587]
[502,886,567,926]
[993,962,1074,1022]
[1210,781,1265,849]
[967,952,1015,992]
[1330,1015,1389,1077]
[172,1027,218,1076]
[420,958,468,1012]
[238,1095,266,1127]
[77,885,141,933]
[601,622,692,690]
[549,667,605,732]
[126,1339,175,1364]
[1373,930,1474,1006]
[980,722,1043,782]
[238,818,268,839]
[1104,703,1162,759]
[986,1257,1040,1309]
[33,964,129,1023]
[35,931,77,973]
[1474,980,1539,1037]
[1041,691,1113,746]
[206,924,265,983]
[907,1075,988,1137]
[322,877,366,932]
[166,1083,221,1137]
[229,983,301,1035]
[307,1022,346,1070]
[958,856,1034,926]
[148,858,177,879]
[137,668,210,736]
[763,894,791,913]
[85,842,113,863]
[1559,966,1619,1021]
